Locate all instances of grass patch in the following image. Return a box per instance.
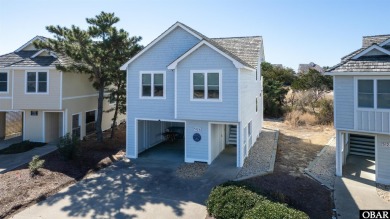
[0,141,46,154]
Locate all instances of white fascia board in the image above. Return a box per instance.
[168,40,252,70]
[31,49,57,59]
[119,23,203,71]
[353,45,390,59]
[15,36,45,52]
[379,38,390,47]
[325,71,390,76]
[1,67,56,70]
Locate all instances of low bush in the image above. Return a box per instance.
[206,184,308,219]
[29,155,45,177]
[206,185,264,219]
[0,141,46,154]
[316,99,334,125]
[285,110,316,127]
[243,200,309,219]
[57,133,81,160]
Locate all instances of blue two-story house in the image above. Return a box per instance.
[327,34,390,184]
[120,22,264,167]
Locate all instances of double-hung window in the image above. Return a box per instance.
[191,70,221,101]
[357,78,390,109]
[140,71,165,98]
[0,72,8,92]
[26,71,48,93]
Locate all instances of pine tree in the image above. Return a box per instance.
[35,12,142,142]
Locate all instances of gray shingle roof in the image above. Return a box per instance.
[328,35,390,72]
[298,62,324,73]
[212,37,262,69]
[362,34,390,47]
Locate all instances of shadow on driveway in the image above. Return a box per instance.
[13,148,239,219]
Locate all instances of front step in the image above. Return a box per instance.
[227,125,237,145]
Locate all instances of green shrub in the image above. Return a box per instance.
[57,133,81,160]
[29,155,45,177]
[316,99,334,125]
[243,200,309,219]
[206,185,265,219]
[0,141,46,154]
[263,80,289,118]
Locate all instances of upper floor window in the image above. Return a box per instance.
[26,71,47,93]
[378,80,390,109]
[191,70,221,101]
[0,72,7,92]
[140,71,165,98]
[357,79,390,109]
[358,80,373,108]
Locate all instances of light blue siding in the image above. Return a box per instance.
[126,27,200,157]
[176,45,238,122]
[334,76,354,129]
[185,120,209,162]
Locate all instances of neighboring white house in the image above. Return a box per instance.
[120,22,264,167]
[0,36,124,143]
[326,34,390,184]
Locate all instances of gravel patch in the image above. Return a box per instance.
[175,162,208,179]
[236,129,278,179]
[377,183,390,202]
[305,137,336,189]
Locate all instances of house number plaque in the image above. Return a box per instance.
[381,142,390,148]
[193,133,201,142]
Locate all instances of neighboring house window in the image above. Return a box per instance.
[140,72,165,98]
[0,72,7,92]
[256,97,258,112]
[72,114,81,139]
[191,70,221,101]
[85,110,96,135]
[378,80,390,109]
[109,92,116,104]
[26,71,48,93]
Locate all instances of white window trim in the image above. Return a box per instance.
[0,71,9,93]
[354,76,390,112]
[190,70,222,102]
[139,71,166,99]
[24,70,49,94]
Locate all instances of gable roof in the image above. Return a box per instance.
[298,62,324,74]
[120,22,262,70]
[327,34,390,73]
[0,36,71,69]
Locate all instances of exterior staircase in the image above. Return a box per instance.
[349,134,375,158]
[227,125,237,145]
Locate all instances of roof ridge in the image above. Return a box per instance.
[212,36,262,39]
[363,34,390,38]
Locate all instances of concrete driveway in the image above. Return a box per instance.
[12,148,240,219]
[334,155,390,219]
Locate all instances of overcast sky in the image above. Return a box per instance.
[0,0,389,71]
